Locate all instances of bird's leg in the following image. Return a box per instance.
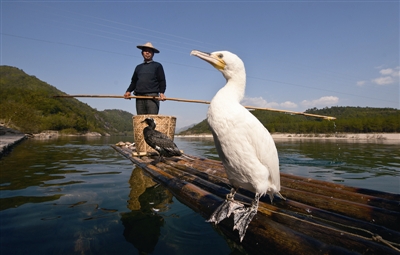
[151,155,161,165]
[207,188,244,224]
[226,187,236,200]
[232,193,261,242]
[153,153,165,164]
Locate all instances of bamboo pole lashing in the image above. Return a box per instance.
[111,145,400,254]
[161,160,400,250]
[169,156,400,231]
[53,94,336,120]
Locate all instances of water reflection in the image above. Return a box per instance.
[0,136,398,255]
[174,137,219,159]
[127,167,158,211]
[121,167,173,254]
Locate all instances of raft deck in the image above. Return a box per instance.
[112,144,400,255]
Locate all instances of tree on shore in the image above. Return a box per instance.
[0,66,133,135]
[180,107,399,135]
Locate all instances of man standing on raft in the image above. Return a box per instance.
[124,42,166,115]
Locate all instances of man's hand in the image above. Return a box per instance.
[159,93,166,101]
[124,92,131,99]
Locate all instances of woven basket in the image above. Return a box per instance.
[133,115,177,154]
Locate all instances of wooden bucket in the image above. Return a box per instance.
[133,115,177,154]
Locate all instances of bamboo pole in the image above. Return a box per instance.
[168,156,400,231]
[53,94,336,120]
[161,161,400,240]
[111,145,400,254]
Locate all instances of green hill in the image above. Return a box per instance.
[1,65,398,136]
[179,106,400,135]
[0,66,133,135]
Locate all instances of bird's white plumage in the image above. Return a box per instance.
[191,50,282,242]
[192,50,281,199]
[209,105,280,197]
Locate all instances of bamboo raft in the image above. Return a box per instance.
[111,144,400,255]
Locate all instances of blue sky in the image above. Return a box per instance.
[1,0,399,128]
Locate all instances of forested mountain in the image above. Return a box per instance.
[0,66,133,135]
[1,65,398,136]
[179,107,400,135]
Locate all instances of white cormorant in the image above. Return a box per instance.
[142,118,182,161]
[191,50,284,242]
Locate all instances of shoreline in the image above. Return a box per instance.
[1,127,399,159]
[176,133,399,141]
[0,126,27,158]
[31,130,104,139]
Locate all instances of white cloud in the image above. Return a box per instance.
[241,96,338,111]
[241,96,276,108]
[301,96,339,108]
[241,96,297,109]
[380,68,393,75]
[371,66,399,85]
[380,67,400,77]
[392,67,400,77]
[356,80,366,86]
[372,76,394,85]
[280,101,297,109]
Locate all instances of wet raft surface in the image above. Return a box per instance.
[112,144,400,255]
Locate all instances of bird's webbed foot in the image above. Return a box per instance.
[207,199,244,224]
[233,193,261,242]
[207,190,261,242]
[207,188,242,224]
[232,204,258,242]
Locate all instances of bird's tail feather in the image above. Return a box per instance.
[164,147,182,156]
[276,192,286,200]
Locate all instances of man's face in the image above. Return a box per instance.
[142,48,154,61]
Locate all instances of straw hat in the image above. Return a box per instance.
[137,42,160,53]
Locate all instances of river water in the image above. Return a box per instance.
[0,136,399,255]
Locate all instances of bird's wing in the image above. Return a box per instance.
[240,110,280,190]
[150,130,171,141]
[211,106,280,192]
[147,130,181,154]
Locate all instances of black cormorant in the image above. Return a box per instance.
[142,118,182,162]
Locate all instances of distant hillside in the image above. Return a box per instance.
[0,66,133,135]
[100,109,133,134]
[179,106,400,135]
[175,123,196,133]
[2,66,398,136]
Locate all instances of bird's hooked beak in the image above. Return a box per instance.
[190,50,226,71]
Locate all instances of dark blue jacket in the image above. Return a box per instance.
[126,61,166,94]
